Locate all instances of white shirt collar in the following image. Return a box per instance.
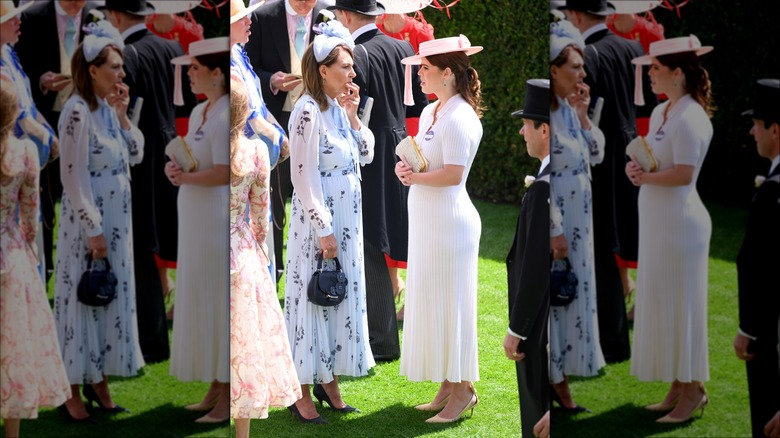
[770,155,780,176]
[54,0,67,17]
[582,22,607,41]
[352,23,377,41]
[121,23,148,41]
[539,155,550,175]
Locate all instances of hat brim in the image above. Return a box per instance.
[511,109,549,122]
[327,4,386,16]
[171,50,230,65]
[611,0,662,14]
[631,46,713,65]
[0,1,34,24]
[557,3,616,16]
[230,1,264,24]
[149,0,202,15]
[96,4,157,16]
[381,0,432,14]
[401,46,483,65]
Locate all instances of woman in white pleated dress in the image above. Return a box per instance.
[626,35,714,424]
[395,36,484,424]
[164,38,231,423]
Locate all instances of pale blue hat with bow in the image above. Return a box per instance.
[82,20,125,63]
[312,20,355,63]
[550,20,584,62]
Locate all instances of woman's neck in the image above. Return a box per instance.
[381,14,406,34]
[204,90,225,111]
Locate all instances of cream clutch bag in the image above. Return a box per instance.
[395,136,428,173]
[165,136,197,173]
[626,136,657,172]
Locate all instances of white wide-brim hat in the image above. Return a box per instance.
[230,0,264,24]
[171,37,230,106]
[631,34,713,65]
[400,34,483,65]
[611,0,662,14]
[630,34,713,106]
[149,0,202,15]
[0,0,33,24]
[381,0,432,14]
[171,36,231,65]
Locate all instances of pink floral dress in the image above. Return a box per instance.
[229,135,301,419]
[0,137,70,419]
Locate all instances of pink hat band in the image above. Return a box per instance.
[631,34,713,65]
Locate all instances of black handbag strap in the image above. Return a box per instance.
[86,253,112,272]
[316,254,342,272]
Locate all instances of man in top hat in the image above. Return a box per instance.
[244,0,329,285]
[504,79,551,438]
[329,0,428,362]
[559,0,656,363]
[735,78,780,438]
[101,0,194,363]
[15,0,99,283]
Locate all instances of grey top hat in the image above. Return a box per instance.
[742,79,780,120]
[512,79,550,123]
[97,0,156,16]
[558,0,616,16]
[327,0,386,16]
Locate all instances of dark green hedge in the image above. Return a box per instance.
[646,1,780,206]
[421,1,549,204]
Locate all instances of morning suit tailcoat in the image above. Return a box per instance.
[507,164,550,438]
[15,1,98,277]
[582,27,654,362]
[244,0,328,274]
[121,27,189,363]
[351,28,427,359]
[737,164,780,437]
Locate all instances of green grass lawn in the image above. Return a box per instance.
[2,199,752,437]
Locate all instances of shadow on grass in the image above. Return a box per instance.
[24,403,229,438]
[250,402,475,437]
[552,403,699,438]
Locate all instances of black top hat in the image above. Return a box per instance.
[512,79,550,123]
[97,0,156,16]
[327,0,385,16]
[558,0,615,16]
[742,78,780,120]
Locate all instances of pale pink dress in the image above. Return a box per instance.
[0,138,70,418]
[229,135,301,418]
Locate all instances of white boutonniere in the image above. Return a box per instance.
[524,175,536,188]
[755,175,766,188]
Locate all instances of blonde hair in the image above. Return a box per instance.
[0,86,19,178]
[229,76,252,178]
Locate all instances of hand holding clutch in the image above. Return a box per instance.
[165,136,197,173]
[626,136,658,172]
[395,136,428,173]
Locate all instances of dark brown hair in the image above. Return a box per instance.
[71,44,124,111]
[300,44,354,112]
[194,52,230,92]
[427,51,484,118]
[549,44,584,112]
[656,51,715,118]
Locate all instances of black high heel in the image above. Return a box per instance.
[313,384,360,413]
[82,384,130,413]
[287,403,328,424]
[550,386,590,413]
[57,404,97,424]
